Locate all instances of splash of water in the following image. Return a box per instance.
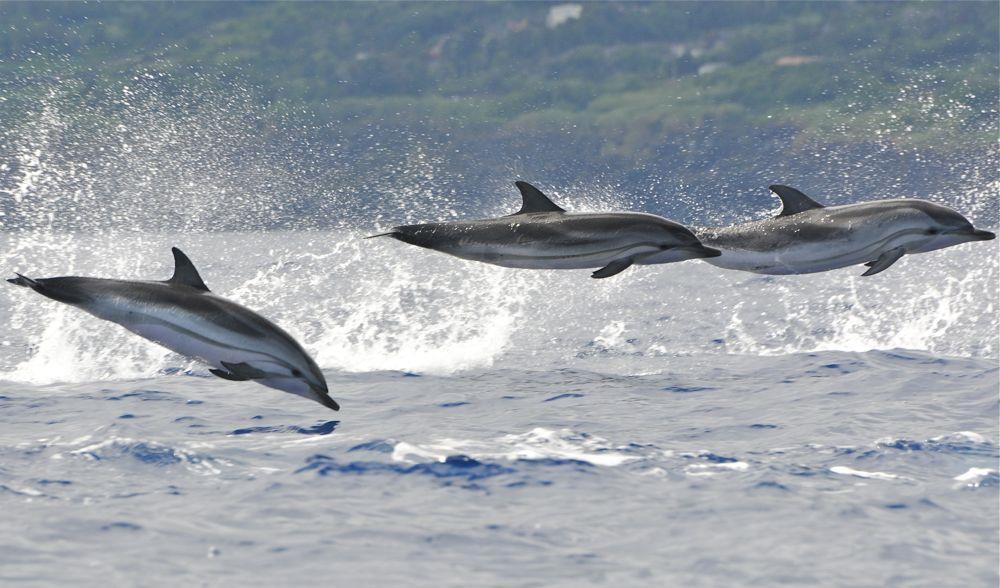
[0,74,996,385]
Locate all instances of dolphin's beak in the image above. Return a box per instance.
[308,376,330,396]
[314,391,340,411]
[305,373,338,410]
[306,379,339,411]
[944,228,995,241]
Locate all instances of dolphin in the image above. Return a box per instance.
[370,181,721,278]
[695,184,996,276]
[7,248,338,411]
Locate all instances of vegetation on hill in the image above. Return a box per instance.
[0,2,996,224]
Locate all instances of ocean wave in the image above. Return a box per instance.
[69,436,227,475]
[391,428,640,468]
[952,467,999,489]
[829,466,910,481]
[296,453,515,485]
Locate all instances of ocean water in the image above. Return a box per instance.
[0,231,997,587]
[1,78,998,586]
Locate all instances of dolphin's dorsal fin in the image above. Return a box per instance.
[770,185,825,217]
[514,181,565,214]
[168,247,210,292]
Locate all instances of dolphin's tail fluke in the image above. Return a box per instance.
[5,274,87,304]
[365,225,440,250]
[7,273,39,289]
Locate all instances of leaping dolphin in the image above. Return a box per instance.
[370,181,721,279]
[695,185,995,276]
[7,248,338,411]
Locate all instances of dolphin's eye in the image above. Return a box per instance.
[292,369,303,377]
[926,228,939,235]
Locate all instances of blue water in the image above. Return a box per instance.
[0,230,997,586]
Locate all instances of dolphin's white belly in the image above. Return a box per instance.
[87,299,288,373]
[125,322,277,371]
[707,243,880,274]
[703,229,925,275]
[446,239,661,270]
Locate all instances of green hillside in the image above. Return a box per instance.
[0,1,996,222]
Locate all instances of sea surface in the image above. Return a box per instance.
[1,71,998,586]
[0,230,997,587]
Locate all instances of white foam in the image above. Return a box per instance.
[720,245,998,359]
[932,431,989,444]
[953,467,994,482]
[639,467,668,478]
[830,466,908,481]
[952,467,997,488]
[391,427,638,467]
[498,428,638,466]
[685,462,750,476]
[13,486,43,497]
[391,441,448,463]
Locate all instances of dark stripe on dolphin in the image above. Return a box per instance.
[23,277,269,339]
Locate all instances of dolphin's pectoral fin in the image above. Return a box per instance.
[167,247,210,292]
[219,361,269,380]
[210,368,251,381]
[591,258,634,279]
[770,185,825,217]
[513,181,566,215]
[861,247,905,277]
